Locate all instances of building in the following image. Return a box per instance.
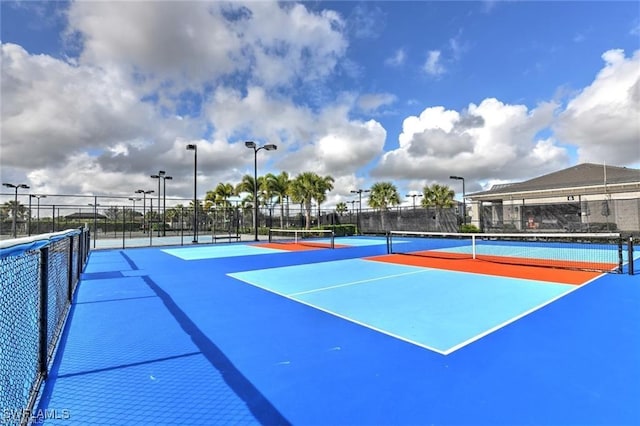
[467,163,640,233]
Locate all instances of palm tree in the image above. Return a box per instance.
[1,200,28,236]
[314,175,334,226]
[165,205,181,230]
[2,200,28,220]
[368,182,400,230]
[335,202,347,216]
[422,183,455,230]
[289,172,319,230]
[236,174,257,230]
[265,172,290,228]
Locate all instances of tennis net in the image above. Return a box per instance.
[268,228,335,249]
[387,231,627,273]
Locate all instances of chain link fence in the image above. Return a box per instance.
[1,193,638,248]
[0,228,90,425]
[478,197,640,234]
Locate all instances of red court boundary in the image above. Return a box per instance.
[366,253,606,285]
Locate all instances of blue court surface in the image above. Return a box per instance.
[37,237,640,425]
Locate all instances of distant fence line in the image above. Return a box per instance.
[1,194,638,242]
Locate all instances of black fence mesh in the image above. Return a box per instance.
[0,251,41,424]
[46,238,71,362]
[478,198,639,233]
[0,229,89,426]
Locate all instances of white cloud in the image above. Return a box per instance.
[554,49,640,165]
[423,50,445,76]
[66,1,348,91]
[385,48,406,67]
[357,93,397,113]
[206,85,386,177]
[1,43,182,170]
[67,2,242,85]
[372,99,568,186]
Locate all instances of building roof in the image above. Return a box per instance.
[469,163,640,198]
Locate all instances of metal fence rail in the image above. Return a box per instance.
[0,228,89,426]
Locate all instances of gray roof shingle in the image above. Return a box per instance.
[469,163,640,196]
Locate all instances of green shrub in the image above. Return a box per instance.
[459,224,480,233]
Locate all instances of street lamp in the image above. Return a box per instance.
[406,193,423,210]
[135,189,154,233]
[186,144,198,243]
[449,175,466,225]
[245,141,277,241]
[150,171,165,236]
[350,189,370,235]
[3,183,29,238]
[30,194,46,235]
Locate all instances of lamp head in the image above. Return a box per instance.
[151,174,160,179]
[245,141,257,149]
[450,175,463,180]
[159,170,166,176]
[264,144,277,151]
[2,183,15,188]
[165,176,173,180]
[186,144,196,151]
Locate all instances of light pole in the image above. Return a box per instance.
[128,197,141,238]
[150,171,165,236]
[186,144,198,243]
[3,183,29,238]
[449,175,466,225]
[406,193,423,210]
[135,189,154,233]
[30,194,46,235]
[245,141,277,241]
[350,189,370,235]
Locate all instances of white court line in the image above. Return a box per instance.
[227,271,449,355]
[229,261,608,356]
[442,271,605,355]
[289,268,433,297]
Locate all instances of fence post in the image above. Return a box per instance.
[68,235,74,303]
[39,247,49,379]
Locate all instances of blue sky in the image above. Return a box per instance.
[1,1,639,206]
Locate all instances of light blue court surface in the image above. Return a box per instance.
[162,244,285,260]
[228,259,576,354]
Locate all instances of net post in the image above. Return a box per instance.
[629,235,635,276]
[617,235,623,273]
[268,228,273,243]
[472,234,477,260]
[330,230,335,249]
[386,231,391,254]
[68,235,74,303]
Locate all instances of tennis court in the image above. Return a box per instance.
[34,234,640,425]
